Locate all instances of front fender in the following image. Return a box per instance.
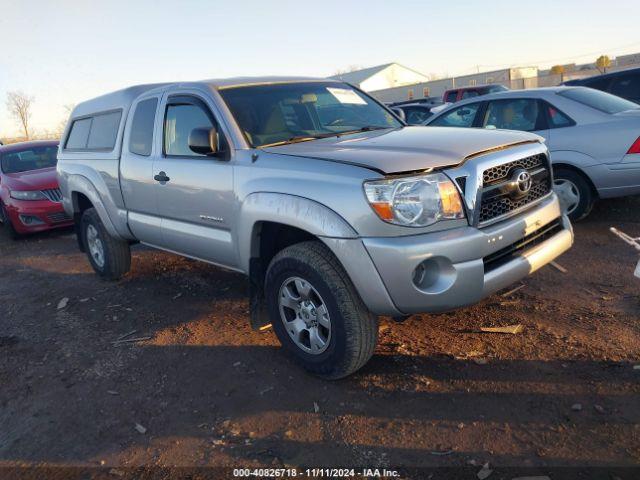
[237,192,357,273]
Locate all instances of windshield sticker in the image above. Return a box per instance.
[327,87,367,105]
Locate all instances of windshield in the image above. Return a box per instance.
[0,145,58,174]
[219,81,401,148]
[558,87,639,114]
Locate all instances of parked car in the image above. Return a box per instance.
[0,140,73,238]
[424,86,640,220]
[388,98,444,125]
[564,67,640,104]
[443,84,508,103]
[57,77,572,378]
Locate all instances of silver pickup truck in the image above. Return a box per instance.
[57,77,573,378]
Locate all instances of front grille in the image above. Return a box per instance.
[47,212,71,223]
[478,153,551,224]
[41,188,62,203]
[484,220,563,273]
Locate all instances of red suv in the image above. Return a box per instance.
[443,84,508,103]
[0,140,73,238]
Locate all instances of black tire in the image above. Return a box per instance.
[265,241,378,380]
[80,208,131,280]
[0,203,20,240]
[553,168,594,221]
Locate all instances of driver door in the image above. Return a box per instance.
[152,92,238,269]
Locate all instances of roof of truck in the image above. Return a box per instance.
[72,83,171,118]
[205,76,339,89]
[70,77,341,118]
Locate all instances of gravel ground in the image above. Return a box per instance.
[0,197,638,479]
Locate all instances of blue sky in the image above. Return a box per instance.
[1,0,639,136]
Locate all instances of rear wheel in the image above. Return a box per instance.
[80,208,131,280]
[265,241,378,379]
[553,168,594,221]
[0,203,20,240]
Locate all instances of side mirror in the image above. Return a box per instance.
[391,107,406,122]
[188,127,218,155]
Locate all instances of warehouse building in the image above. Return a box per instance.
[370,67,538,103]
[329,62,429,92]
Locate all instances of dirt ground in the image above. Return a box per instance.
[0,197,639,479]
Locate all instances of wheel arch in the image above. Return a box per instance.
[238,193,359,330]
[552,162,599,198]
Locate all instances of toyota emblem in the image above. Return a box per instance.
[515,170,532,194]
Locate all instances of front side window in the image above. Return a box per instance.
[219,81,401,148]
[129,98,158,156]
[558,87,639,114]
[164,102,214,156]
[483,99,540,131]
[430,103,481,127]
[1,145,58,174]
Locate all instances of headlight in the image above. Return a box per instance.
[10,190,47,201]
[364,172,465,227]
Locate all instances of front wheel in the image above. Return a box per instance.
[553,168,594,221]
[80,208,131,280]
[265,241,378,380]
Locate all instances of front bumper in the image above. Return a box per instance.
[336,194,572,315]
[4,199,74,234]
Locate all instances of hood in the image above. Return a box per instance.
[2,166,60,190]
[262,126,542,174]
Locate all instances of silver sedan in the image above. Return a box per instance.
[424,86,640,219]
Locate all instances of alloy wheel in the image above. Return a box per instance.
[278,276,332,355]
[86,224,105,268]
[553,178,580,215]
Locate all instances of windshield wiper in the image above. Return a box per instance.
[333,125,391,136]
[260,136,325,148]
[259,126,391,148]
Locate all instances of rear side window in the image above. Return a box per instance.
[87,111,121,149]
[129,98,158,156]
[65,118,92,149]
[546,104,574,128]
[65,110,122,151]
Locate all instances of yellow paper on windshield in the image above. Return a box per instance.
[327,87,366,105]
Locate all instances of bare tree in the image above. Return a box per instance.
[6,91,34,139]
[333,64,363,76]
